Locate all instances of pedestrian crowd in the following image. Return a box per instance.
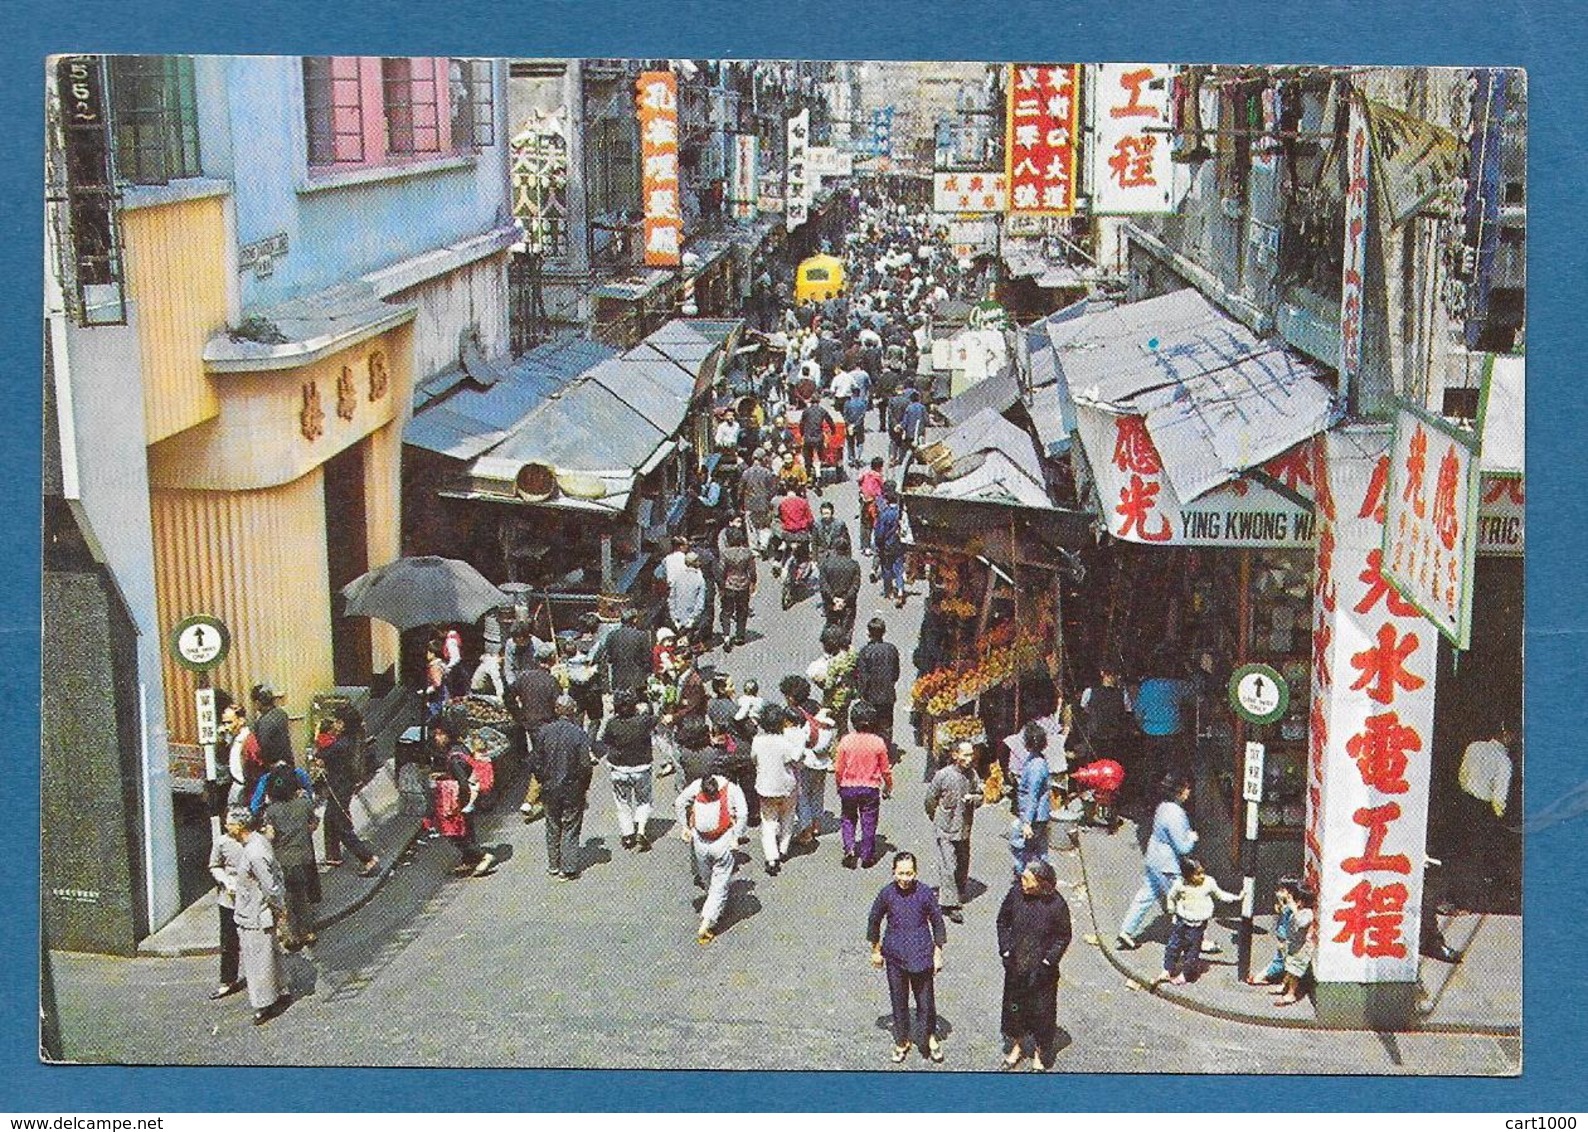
[194,190,1314,1061]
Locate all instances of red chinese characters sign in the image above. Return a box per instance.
[1074,406,1315,547]
[1338,96,1370,399]
[1307,425,1437,984]
[1383,408,1481,648]
[1004,64,1079,216]
[1090,63,1175,214]
[636,71,682,267]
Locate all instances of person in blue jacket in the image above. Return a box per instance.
[249,762,314,816]
[1116,774,1198,950]
[1011,729,1053,876]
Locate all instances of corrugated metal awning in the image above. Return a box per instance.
[1056,289,1338,501]
[405,337,617,459]
[937,367,1020,427]
[1026,383,1073,458]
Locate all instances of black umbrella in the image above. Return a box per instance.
[340,556,509,632]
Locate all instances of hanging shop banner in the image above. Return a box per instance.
[1363,99,1463,227]
[871,106,894,157]
[933,171,1008,214]
[808,146,852,180]
[1476,473,1523,556]
[1005,64,1080,216]
[636,71,682,267]
[1459,69,1509,351]
[1073,405,1316,547]
[1003,214,1050,238]
[786,107,811,231]
[1382,408,1482,648]
[731,134,759,219]
[1090,63,1176,214]
[1306,425,1437,985]
[945,218,999,260]
[1339,95,1371,397]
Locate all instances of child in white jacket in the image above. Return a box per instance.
[1157,858,1241,985]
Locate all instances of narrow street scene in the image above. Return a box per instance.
[43,55,1524,1073]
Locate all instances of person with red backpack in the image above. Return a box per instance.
[674,772,748,945]
[430,714,497,878]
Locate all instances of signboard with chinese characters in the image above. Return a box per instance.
[786,108,811,231]
[1073,406,1316,547]
[871,106,894,157]
[1004,64,1079,216]
[945,218,999,260]
[1338,96,1371,397]
[1306,425,1437,984]
[1363,99,1463,227]
[1090,63,1175,214]
[808,146,851,179]
[1383,408,1481,648]
[731,134,759,219]
[933,171,1007,214]
[636,71,682,267]
[1477,473,1523,555]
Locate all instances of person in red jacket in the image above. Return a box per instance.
[775,483,816,578]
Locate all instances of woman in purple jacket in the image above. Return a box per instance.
[866,851,947,1062]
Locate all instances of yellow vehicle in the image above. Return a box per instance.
[794,254,846,304]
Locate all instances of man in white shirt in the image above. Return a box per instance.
[1453,722,1518,912]
[1458,726,1515,818]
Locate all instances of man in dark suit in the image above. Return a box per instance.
[512,643,562,822]
[819,547,863,640]
[251,683,294,768]
[532,696,594,879]
[854,617,902,761]
[594,607,652,699]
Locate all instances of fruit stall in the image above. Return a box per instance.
[909,549,1064,767]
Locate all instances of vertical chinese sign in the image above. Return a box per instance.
[731,134,759,219]
[786,108,810,231]
[1383,409,1481,648]
[1307,426,1437,985]
[636,71,682,267]
[1339,94,1371,400]
[1005,64,1080,216]
[1090,63,1175,214]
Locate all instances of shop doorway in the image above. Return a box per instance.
[325,439,372,686]
[1430,555,1524,914]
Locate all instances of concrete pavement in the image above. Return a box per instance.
[46,428,1519,1073]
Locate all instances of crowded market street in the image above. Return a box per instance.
[45,56,1525,1075]
[48,428,1517,1073]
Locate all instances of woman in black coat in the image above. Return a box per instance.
[996,859,1072,1071]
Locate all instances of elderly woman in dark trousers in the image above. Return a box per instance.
[996,859,1072,1071]
[866,851,947,1063]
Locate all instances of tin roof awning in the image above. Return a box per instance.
[1482,354,1524,475]
[937,367,1020,427]
[404,337,618,460]
[1056,288,1338,501]
[914,408,1054,512]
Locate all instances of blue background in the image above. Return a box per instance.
[3,0,1582,1111]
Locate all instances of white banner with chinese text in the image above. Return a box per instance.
[1089,63,1177,214]
[1074,405,1316,547]
[731,134,759,219]
[1384,408,1482,647]
[933,171,1007,214]
[1307,425,1436,985]
[786,108,811,231]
